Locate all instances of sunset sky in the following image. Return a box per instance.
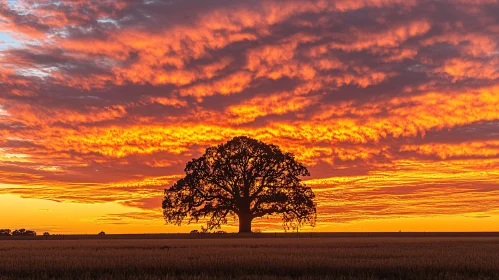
[1,0,499,234]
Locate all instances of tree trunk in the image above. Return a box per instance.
[238,214,252,233]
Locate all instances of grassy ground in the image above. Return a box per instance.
[0,237,498,279]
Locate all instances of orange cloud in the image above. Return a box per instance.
[5,104,128,126]
[178,71,253,98]
[436,58,499,81]
[401,141,499,159]
[422,33,498,57]
[226,92,320,124]
[330,20,431,52]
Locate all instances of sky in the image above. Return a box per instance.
[1,0,499,234]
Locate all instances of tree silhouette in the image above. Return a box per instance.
[0,229,11,236]
[162,136,316,233]
[12,229,36,236]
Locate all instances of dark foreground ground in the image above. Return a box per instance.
[3,231,499,240]
[1,236,498,279]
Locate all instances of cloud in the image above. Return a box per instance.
[401,140,499,159]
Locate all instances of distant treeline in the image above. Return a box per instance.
[0,229,41,236]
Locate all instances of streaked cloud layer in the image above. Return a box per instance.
[1,0,499,232]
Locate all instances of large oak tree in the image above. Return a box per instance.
[162,136,316,233]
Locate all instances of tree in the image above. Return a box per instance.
[162,136,316,233]
[12,229,36,236]
[0,229,11,236]
[12,229,23,236]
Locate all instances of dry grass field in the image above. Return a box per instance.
[1,236,498,279]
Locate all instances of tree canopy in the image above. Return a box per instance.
[162,136,316,233]
[11,229,36,236]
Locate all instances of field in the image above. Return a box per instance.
[1,235,499,279]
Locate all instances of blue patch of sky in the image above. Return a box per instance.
[16,68,51,78]
[0,32,22,50]
[1,0,27,50]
